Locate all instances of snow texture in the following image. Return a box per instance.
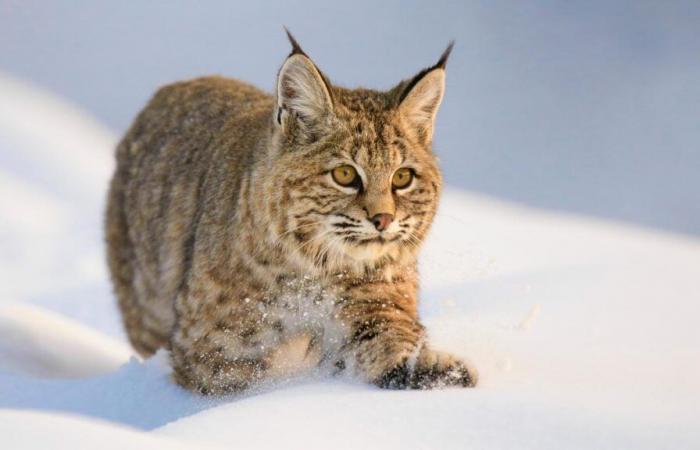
[1,52,700,449]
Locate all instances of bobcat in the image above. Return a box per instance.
[106,31,477,394]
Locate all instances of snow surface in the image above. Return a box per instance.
[1,409,213,450]
[1,73,700,449]
[0,304,133,378]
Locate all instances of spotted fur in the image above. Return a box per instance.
[106,33,476,394]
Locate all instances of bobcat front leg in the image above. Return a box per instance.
[337,278,477,389]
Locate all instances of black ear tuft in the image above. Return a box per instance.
[397,41,455,105]
[435,40,455,70]
[284,27,307,57]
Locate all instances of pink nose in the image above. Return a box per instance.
[371,213,394,232]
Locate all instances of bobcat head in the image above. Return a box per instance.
[266,31,450,275]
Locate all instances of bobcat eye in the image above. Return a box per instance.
[392,168,414,189]
[332,165,359,188]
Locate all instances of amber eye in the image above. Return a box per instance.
[392,168,414,189]
[332,165,359,187]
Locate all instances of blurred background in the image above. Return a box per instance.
[1,0,699,235]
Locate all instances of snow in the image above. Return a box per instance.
[1,71,700,449]
[0,304,133,378]
[1,410,210,450]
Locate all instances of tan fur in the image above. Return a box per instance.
[106,36,476,394]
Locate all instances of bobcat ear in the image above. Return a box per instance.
[397,41,453,142]
[275,30,334,131]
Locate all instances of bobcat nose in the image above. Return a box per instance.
[371,213,394,232]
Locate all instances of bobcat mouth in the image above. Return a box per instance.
[338,234,400,246]
[357,235,401,245]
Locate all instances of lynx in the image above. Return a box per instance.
[106,31,476,394]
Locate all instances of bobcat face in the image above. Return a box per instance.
[272,113,441,271]
[266,36,449,274]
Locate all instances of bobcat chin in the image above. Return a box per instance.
[106,31,477,394]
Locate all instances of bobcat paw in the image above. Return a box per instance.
[413,351,477,388]
[376,351,477,390]
[376,359,414,389]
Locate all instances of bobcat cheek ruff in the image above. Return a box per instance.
[106,31,476,394]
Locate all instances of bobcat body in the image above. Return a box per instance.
[106,33,476,394]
